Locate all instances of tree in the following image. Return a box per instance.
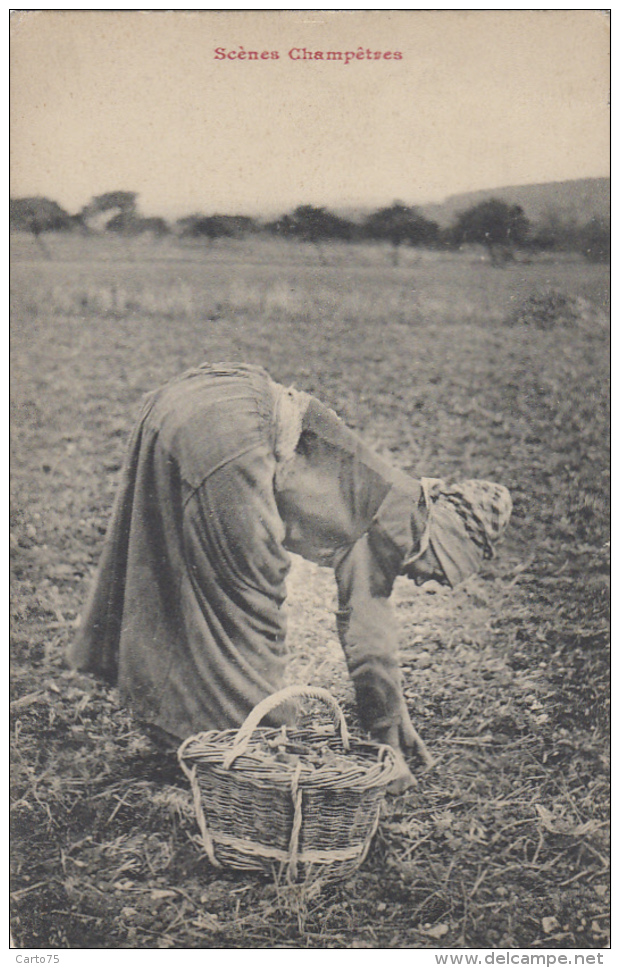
[290,205,354,243]
[528,207,574,252]
[10,196,74,256]
[578,217,610,263]
[80,191,138,231]
[363,203,439,265]
[264,205,355,264]
[265,206,354,241]
[138,217,170,238]
[107,213,169,237]
[262,213,296,238]
[177,214,256,241]
[451,198,530,265]
[527,208,610,263]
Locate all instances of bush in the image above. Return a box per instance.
[505,288,606,330]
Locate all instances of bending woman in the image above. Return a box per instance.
[70,362,512,784]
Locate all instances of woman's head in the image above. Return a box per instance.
[404,478,512,588]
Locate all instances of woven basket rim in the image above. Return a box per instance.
[178,724,401,791]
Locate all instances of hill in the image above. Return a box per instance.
[419,177,610,228]
[334,177,609,229]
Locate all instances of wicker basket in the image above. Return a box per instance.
[177,685,401,883]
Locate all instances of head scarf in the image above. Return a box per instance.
[404,478,512,588]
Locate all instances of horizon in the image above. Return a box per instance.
[9,172,612,224]
[11,11,609,219]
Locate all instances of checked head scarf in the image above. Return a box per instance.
[405,478,513,588]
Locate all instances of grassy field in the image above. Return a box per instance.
[10,233,610,948]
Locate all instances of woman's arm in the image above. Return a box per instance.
[334,534,433,767]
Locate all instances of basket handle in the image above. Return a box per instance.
[222,685,351,770]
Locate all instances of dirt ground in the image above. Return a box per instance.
[10,234,610,948]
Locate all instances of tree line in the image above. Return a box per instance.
[10,190,610,264]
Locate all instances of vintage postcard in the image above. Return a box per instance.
[10,9,610,955]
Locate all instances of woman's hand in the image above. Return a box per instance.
[375,711,435,788]
[386,746,417,794]
[371,723,415,793]
[397,702,435,768]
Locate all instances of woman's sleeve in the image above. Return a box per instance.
[333,534,410,740]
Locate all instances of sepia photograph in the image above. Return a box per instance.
[10,8,610,952]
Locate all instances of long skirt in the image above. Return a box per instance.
[69,363,293,740]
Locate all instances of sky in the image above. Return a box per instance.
[10,9,610,219]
